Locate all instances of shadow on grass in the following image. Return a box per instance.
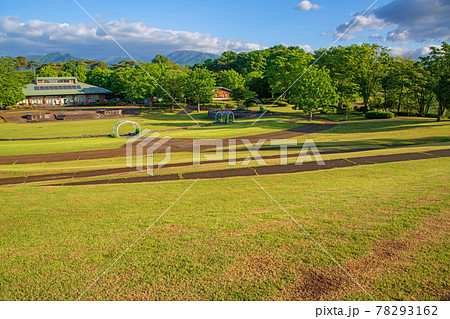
[328,120,446,134]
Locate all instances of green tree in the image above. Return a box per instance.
[90,61,109,70]
[245,71,271,99]
[36,65,58,77]
[157,68,188,112]
[314,46,357,109]
[76,64,88,82]
[230,87,256,106]
[347,43,390,112]
[0,56,26,106]
[184,68,216,112]
[421,42,450,121]
[86,67,113,90]
[265,46,313,98]
[152,54,176,66]
[217,69,245,90]
[15,56,27,71]
[111,63,165,109]
[289,67,338,121]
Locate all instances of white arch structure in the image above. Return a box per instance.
[245,98,263,109]
[214,111,235,124]
[112,120,141,137]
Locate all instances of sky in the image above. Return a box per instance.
[0,0,449,60]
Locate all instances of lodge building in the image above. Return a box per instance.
[213,87,231,101]
[21,77,112,106]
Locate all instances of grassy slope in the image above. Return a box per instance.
[0,158,448,300]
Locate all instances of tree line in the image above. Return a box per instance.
[1,42,449,121]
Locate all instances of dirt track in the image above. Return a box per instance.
[54,149,450,186]
[0,123,335,165]
[1,149,447,186]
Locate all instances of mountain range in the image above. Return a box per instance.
[26,50,219,66]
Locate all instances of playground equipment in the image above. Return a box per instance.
[112,120,141,137]
[214,111,235,124]
[244,98,263,110]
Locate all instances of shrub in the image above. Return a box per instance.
[365,111,395,119]
[277,101,289,107]
[236,105,245,110]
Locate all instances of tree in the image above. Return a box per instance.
[90,61,109,70]
[289,67,338,121]
[230,87,256,106]
[36,65,58,77]
[86,67,113,90]
[152,54,176,67]
[347,44,389,112]
[111,63,165,109]
[0,56,26,106]
[421,42,450,122]
[314,46,357,109]
[76,64,88,82]
[157,69,188,112]
[217,69,244,90]
[245,72,271,99]
[15,56,27,71]
[265,46,313,98]
[184,68,216,112]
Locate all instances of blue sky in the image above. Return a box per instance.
[0,0,448,59]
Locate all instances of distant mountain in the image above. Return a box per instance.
[26,52,84,64]
[103,56,130,65]
[166,50,219,66]
[24,50,219,66]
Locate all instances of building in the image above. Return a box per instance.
[213,87,231,101]
[21,77,113,106]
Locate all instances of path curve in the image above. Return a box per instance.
[0,122,335,165]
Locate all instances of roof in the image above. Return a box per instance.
[23,80,113,97]
[216,86,231,92]
[36,77,77,81]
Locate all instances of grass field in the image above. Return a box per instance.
[0,159,448,300]
[0,112,448,301]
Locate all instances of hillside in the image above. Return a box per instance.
[166,50,219,66]
[26,52,84,64]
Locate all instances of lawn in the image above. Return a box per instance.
[0,110,211,139]
[0,158,448,300]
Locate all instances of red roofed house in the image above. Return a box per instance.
[213,87,231,101]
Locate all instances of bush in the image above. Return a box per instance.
[4,105,19,110]
[277,101,289,107]
[236,105,245,110]
[365,111,395,119]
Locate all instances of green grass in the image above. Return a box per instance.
[0,110,211,139]
[295,120,450,150]
[0,137,125,156]
[0,158,448,300]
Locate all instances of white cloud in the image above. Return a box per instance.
[333,0,450,43]
[369,33,383,40]
[281,43,313,53]
[389,45,441,59]
[0,16,262,58]
[335,13,391,36]
[295,1,322,11]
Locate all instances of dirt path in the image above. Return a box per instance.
[1,149,447,186]
[55,149,450,186]
[0,123,335,165]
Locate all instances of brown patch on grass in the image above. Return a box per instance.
[280,267,353,300]
[279,214,449,300]
[414,195,443,206]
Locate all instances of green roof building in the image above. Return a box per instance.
[22,77,113,106]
